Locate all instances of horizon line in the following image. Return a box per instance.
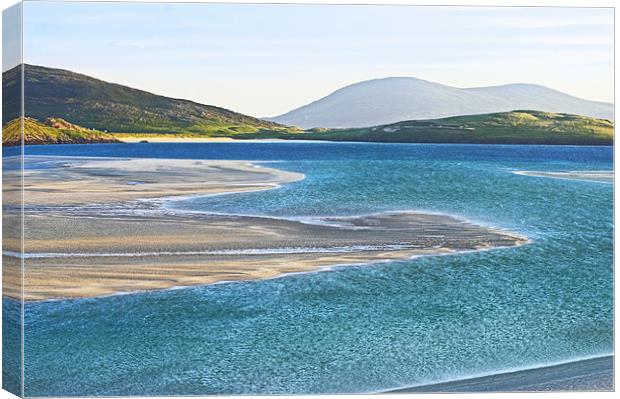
[5,62,614,119]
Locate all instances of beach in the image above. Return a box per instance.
[3,155,526,300]
[515,170,614,183]
[390,355,613,392]
[113,136,289,143]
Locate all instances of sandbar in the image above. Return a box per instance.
[3,156,527,301]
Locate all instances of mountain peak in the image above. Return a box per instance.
[269,77,613,129]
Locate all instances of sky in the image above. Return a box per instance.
[2,2,21,72]
[11,1,615,117]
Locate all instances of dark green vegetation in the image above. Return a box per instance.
[265,111,613,145]
[2,64,292,135]
[2,117,121,146]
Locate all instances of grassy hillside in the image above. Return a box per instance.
[2,117,122,146]
[2,64,292,135]
[270,111,613,145]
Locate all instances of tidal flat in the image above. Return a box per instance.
[3,156,525,300]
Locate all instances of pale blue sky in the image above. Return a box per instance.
[20,1,614,117]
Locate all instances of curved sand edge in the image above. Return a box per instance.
[3,156,527,301]
[3,156,305,206]
[387,355,613,393]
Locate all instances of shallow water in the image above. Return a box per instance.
[3,142,613,395]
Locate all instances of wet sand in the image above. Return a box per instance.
[389,355,613,392]
[515,170,613,183]
[6,156,304,206]
[3,156,526,301]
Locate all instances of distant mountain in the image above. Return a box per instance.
[2,64,287,135]
[268,77,613,128]
[2,117,121,146]
[271,111,613,145]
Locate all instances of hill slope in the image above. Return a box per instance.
[2,117,122,146]
[273,111,613,145]
[269,77,613,128]
[2,64,287,134]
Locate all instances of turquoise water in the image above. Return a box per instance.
[3,143,613,395]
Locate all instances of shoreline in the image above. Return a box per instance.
[3,156,527,301]
[6,156,305,206]
[5,140,614,147]
[387,355,614,393]
[114,136,291,143]
[3,210,527,301]
[6,240,526,304]
[514,170,613,183]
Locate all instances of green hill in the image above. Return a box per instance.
[2,64,290,135]
[274,111,613,145]
[1,65,612,145]
[2,117,122,146]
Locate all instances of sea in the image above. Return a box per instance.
[2,142,613,395]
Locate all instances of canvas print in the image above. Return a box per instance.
[1,1,614,396]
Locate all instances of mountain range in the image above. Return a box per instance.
[268,77,613,128]
[1,64,613,146]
